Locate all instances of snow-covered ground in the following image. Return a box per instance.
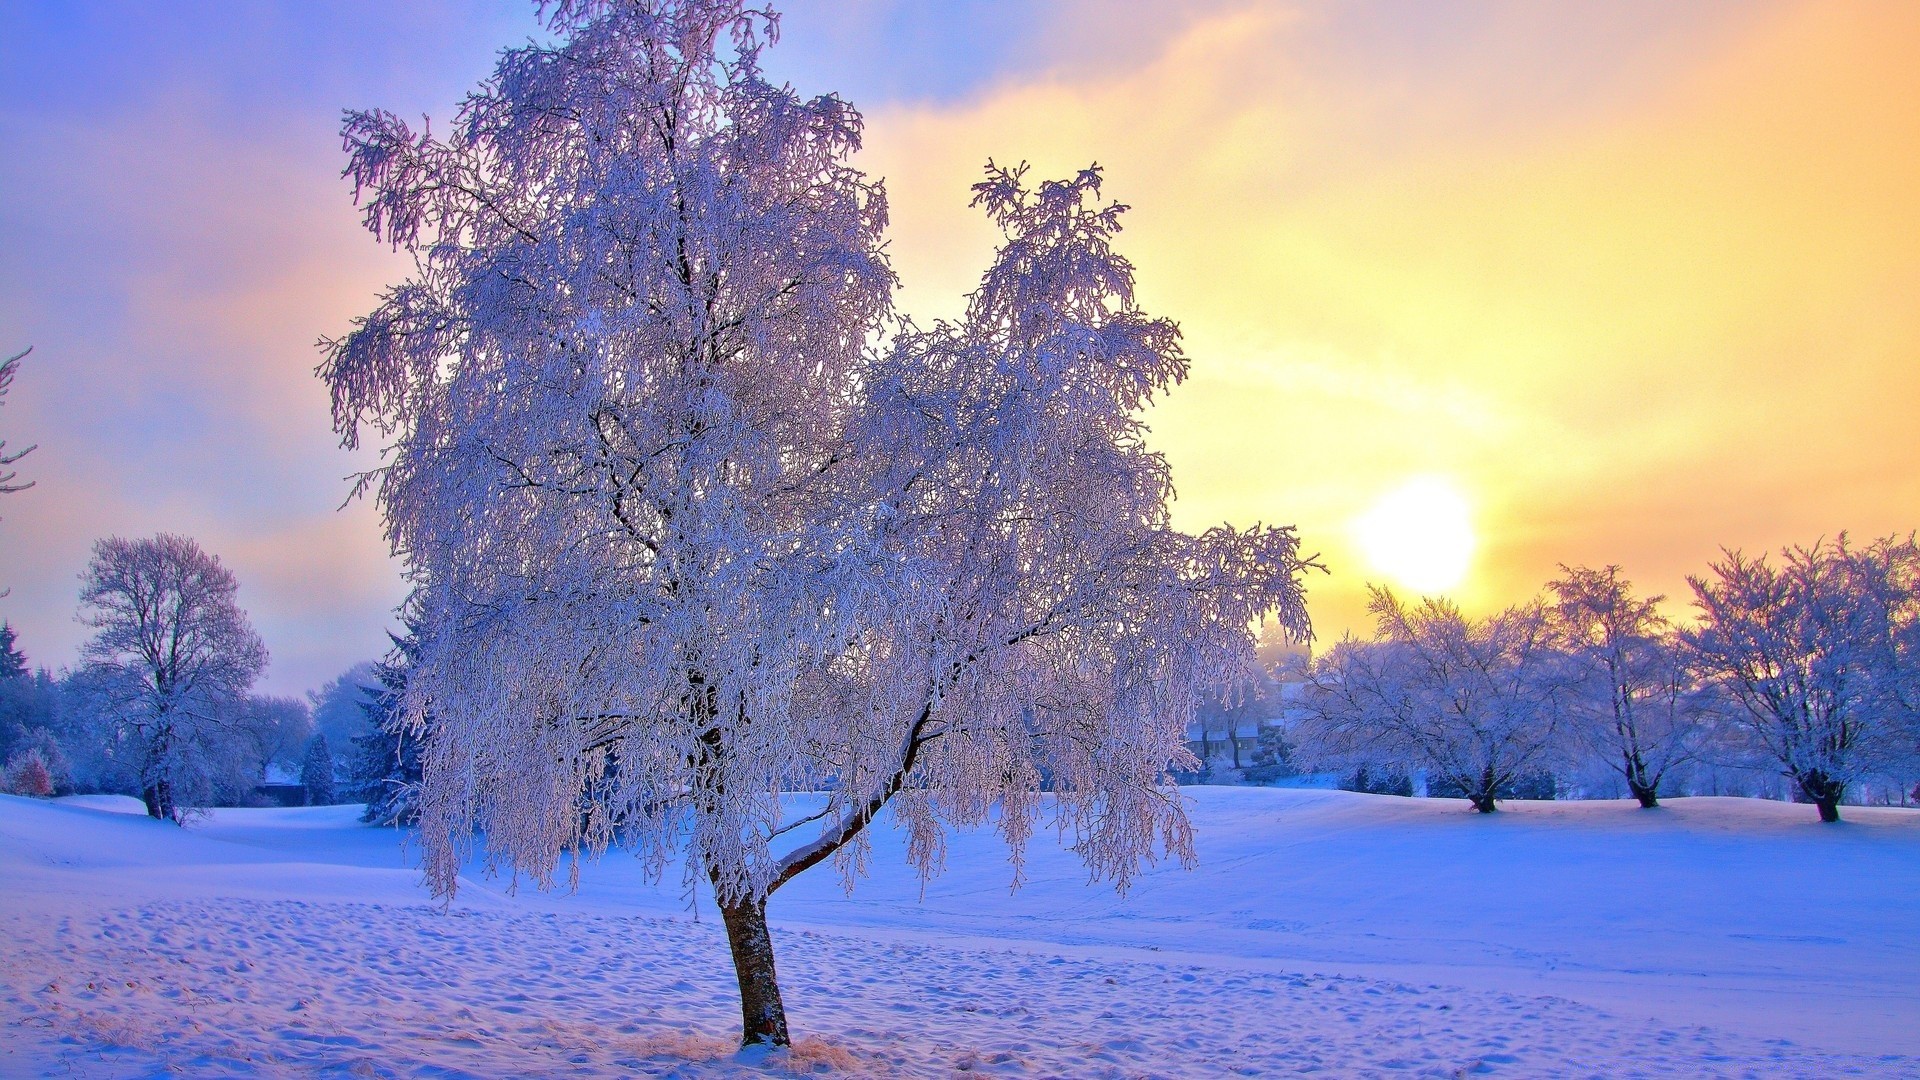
[3,789,1916,1077]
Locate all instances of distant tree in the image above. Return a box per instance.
[1686,534,1920,823]
[351,627,423,825]
[72,534,268,821]
[0,623,26,680]
[308,662,378,749]
[1301,588,1562,813]
[1243,721,1296,785]
[0,646,67,790]
[320,0,1313,1047]
[1195,665,1283,774]
[232,694,313,780]
[1547,565,1712,808]
[300,733,336,806]
[1340,763,1412,797]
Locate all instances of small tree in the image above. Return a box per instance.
[1547,565,1711,808]
[300,733,336,806]
[0,624,26,680]
[73,534,267,821]
[322,0,1313,1046]
[1686,534,1920,822]
[1301,588,1562,813]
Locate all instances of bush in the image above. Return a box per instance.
[5,748,54,796]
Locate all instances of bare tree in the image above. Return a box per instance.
[1302,588,1561,813]
[0,347,34,500]
[1547,565,1711,808]
[320,0,1312,1047]
[73,534,267,821]
[1686,534,1920,822]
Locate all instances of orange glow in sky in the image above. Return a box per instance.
[853,0,1920,643]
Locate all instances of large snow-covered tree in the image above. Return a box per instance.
[1547,565,1711,808]
[72,534,268,821]
[321,0,1312,1047]
[1301,588,1561,813]
[1686,534,1920,822]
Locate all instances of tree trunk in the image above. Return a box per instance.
[1624,752,1658,808]
[1468,765,1498,813]
[1796,771,1844,823]
[717,892,790,1047]
[141,775,175,822]
[1628,783,1659,809]
[141,727,177,822]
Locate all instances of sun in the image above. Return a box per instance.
[1351,477,1475,595]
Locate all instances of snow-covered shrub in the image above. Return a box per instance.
[5,747,53,796]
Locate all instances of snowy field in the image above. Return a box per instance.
[3,789,1918,1078]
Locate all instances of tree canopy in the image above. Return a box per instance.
[321,0,1313,1046]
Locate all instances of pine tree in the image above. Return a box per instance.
[351,627,423,825]
[0,624,26,680]
[300,733,336,806]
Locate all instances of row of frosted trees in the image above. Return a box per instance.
[1291,534,1920,822]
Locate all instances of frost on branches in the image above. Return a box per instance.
[1547,565,1712,809]
[70,534,268,822]
[1686,534,1920,823]
[1301,588,1561,813]
[320,0,1313,1047]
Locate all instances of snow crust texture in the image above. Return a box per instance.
[3,790,1916,1077]
[6,898,1896,1079]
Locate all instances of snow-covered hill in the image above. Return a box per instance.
[3,789,1916,1077]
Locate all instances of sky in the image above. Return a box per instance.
[1,0,1916,695]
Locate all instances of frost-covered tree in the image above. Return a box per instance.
[1547,565,1711,808]
[309,662,378,750]
[72,534,267,821]
[0,634,67,792]
[231,694,313,779]
[351,626,423,825]
[300,733,336,806]
[1301,588,1561,813]
[321,0,1312,1047]
[1686,534,1920,822]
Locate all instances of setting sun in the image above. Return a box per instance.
[1352,477,1475,596]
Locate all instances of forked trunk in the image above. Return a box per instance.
[1796,771,1845,824]
[718,892,790,1047]
[1624,752,1659,808]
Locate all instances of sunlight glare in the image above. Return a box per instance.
[1352,477,1475,596]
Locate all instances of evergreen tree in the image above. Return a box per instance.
[0,623,26,680]
[351,627,423,825]
[300,733,336,806]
